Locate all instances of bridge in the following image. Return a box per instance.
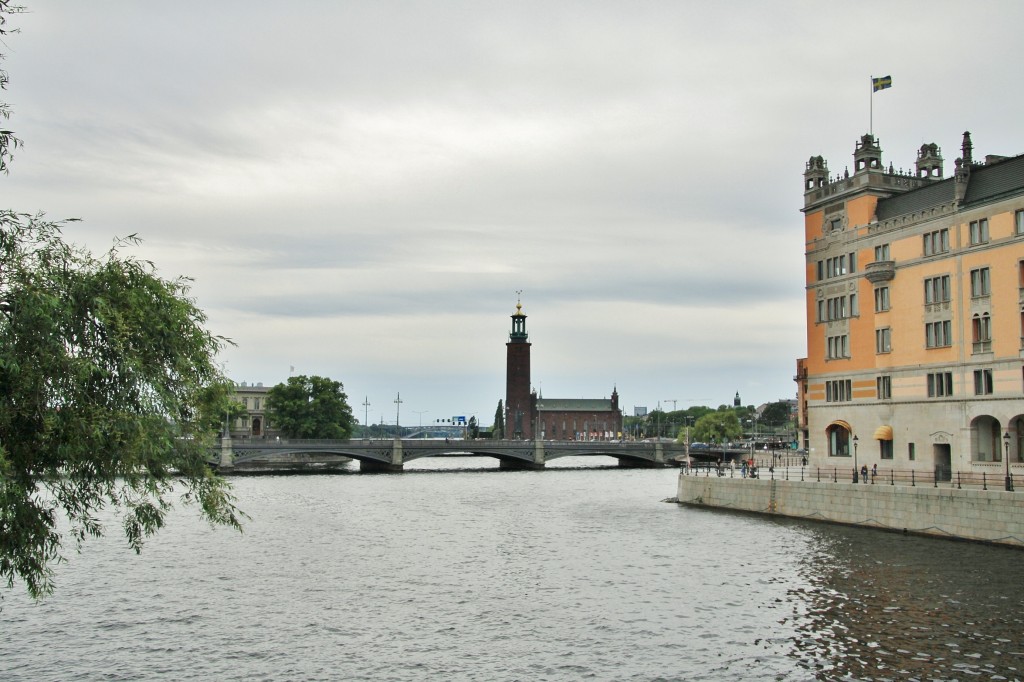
[216,437,690,473]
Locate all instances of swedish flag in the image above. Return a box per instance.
[872,75,892,92]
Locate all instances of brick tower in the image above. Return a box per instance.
[505,301,533,439]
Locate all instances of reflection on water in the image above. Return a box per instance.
[782,520,1024,680]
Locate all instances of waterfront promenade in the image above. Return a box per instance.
[677,465,1024,547]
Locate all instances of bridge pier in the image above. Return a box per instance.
[360,437,405,473]
[219,437,234,470]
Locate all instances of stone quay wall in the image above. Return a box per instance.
[677,474,1024,547]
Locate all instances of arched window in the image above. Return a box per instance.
[827,422,851,457]
[971,415,1001,462]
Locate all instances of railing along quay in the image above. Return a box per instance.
[682,462,1017,491]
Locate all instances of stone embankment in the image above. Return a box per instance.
[677,470,1024,547]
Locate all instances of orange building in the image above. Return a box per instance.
[797,131,1024,480]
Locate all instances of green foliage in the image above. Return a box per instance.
[467,415,479,439]
[493,400,504,439]
[689,411,742,444]
[266,375,354,439]
[0,213,243,600]
[759,400,793,427]
[196,380,247,435]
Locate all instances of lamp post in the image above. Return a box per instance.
[1004,430,1013,492]
[362,397,370,440]
[394,392,402,440]
[852,434,859,483]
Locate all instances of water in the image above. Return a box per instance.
[3,457,1023,681]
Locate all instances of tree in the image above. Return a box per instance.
[266,375,354,439]
[690,411,742,445]
[493,400,504,439]
[467,415,479,439]
[196,380,247,435]
[1,8,242,601]
[0,215,244,600]
[759,401,792,429]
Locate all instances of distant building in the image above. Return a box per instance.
[797,130,1023,477]
[504,302,622,440]
[229,382,279,439]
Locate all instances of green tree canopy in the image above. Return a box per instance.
[266,375,354,439]
[685,411,742,444]
[758,401,793,428]
[0,214,243,600]
[196,380,248,436]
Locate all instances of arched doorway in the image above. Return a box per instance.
[252,416,262,437]
[970,415,1001,462]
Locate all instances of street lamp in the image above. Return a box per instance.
[852,434,859,483]
[394,392,402,440]
[1004,430,1013,492]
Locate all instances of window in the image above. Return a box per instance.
[254,398,261,410]
[970,267,991,297]
[924,275,950,304]
[874,286,890,312]
[925,320,952,348]
[908,442,916,461]
[827,423,851,457]
[877,375,892,399]
[974,369,993,395]
[875,327,891,354]
[826,379,852,402]
[874,243,890,261]
[927,371,953,397]
[970,218,989,245]
[822,252,858,280]
[880,440,893,460]
[827,334,849,359]
[1017,209,1024,235]
[817,299,826,322]
[972,313,992,353]
[923,228,950,256]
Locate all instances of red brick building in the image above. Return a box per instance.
[504,302,622,440]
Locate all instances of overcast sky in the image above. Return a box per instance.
[5,2,1024,428]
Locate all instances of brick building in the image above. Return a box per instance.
[504,302,622,440]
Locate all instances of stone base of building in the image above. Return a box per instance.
[677,474,1024,548]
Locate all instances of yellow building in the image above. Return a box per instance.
[797,131,1024,480]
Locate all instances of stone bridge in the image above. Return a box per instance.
[217,438,688,473]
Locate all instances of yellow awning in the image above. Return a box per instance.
[873,425,893,441]
[829,420,852,432]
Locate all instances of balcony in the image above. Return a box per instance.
[864,260,895,283]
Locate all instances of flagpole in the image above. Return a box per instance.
[869,75,873,136]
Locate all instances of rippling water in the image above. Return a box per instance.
[3,457,1023,680]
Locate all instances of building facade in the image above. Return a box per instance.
[228,382,279,439]
[504,303,622,440]
[797,131,1024,479]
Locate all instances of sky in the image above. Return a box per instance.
[4,1,1024,428]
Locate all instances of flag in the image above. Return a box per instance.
[872,75,892,92]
